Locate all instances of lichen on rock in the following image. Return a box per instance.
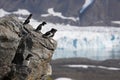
[0,15,57,80]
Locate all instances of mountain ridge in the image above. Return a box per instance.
[0,0,120,26]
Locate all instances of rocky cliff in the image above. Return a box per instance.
[0,15,57,80]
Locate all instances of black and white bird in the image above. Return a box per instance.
[35,21,47,32]
[23,54,33,66]
[23,14,32,25]
[42,28,57,38]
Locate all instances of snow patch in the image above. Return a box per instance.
[0,9,10,17]
[112,21,120,24]
[66,64,120,70]
[13,9,30,15]
[65,65,94,69]
[80,0,94,13]
[55,77,73,80]
[41,14,51,17]
[41,8,79,21]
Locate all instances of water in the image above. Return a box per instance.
[52,49,120,60]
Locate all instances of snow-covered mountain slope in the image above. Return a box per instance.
[1,9,120,60]
[0,0,85,25]
[79,0,120,26]
[41,8,79,22]
[1,0,120,26]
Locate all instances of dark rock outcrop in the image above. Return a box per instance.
[0,15,57,80]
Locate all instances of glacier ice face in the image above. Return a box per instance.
[39,23,120,60]
[50,26,120,60]
[57,32,120,50]
[31,21,120,60]
[54,27,120,51]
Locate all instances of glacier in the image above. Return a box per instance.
[40,23,120,60]
[49,25,120,60]
[1,8,120,60]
